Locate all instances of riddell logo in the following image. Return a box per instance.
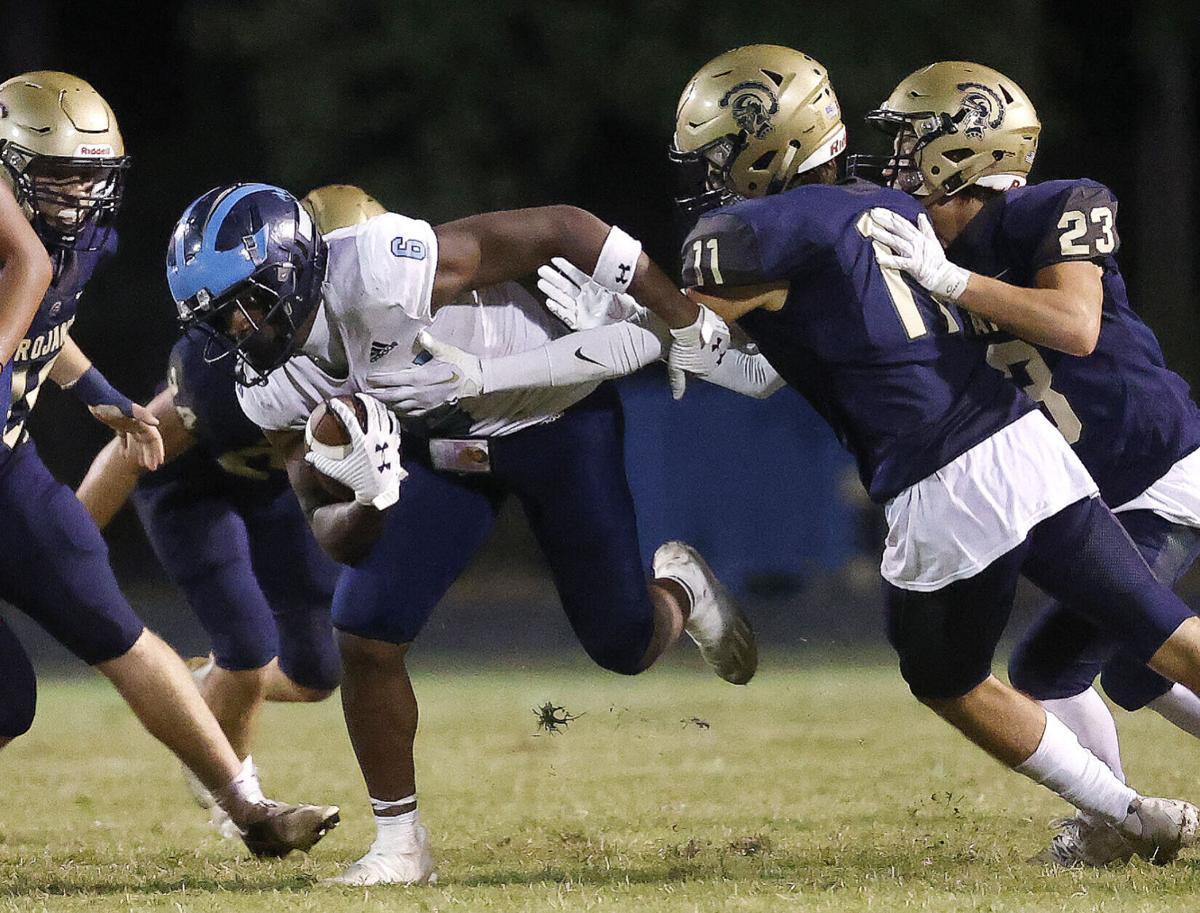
[75,144,113,157]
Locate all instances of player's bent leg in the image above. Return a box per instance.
[1096,511,1200,732]
[1021,498,1200,707]
[0,620,37,747]
[329,633,435,886]
[886,542,1196,866]
[98,629,340,855]
[502,385,756,682]
[1015,498,1200,862]
[244,487,342,700]
[134,486,283,743]
[134,486,285,828]
[328,459,498,885]
[1011,509,1200,864]
[0,448,337,857]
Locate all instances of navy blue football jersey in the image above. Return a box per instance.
[3,227,117,448]
[143,333,287,494]
[947,179,1200,507]
[681,179,1032,502]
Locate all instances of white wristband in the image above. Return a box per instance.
[592,226,642,294]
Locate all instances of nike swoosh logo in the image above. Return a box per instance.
[575,347,605,367]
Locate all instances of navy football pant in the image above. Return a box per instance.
[886,496,1194,700]
[1009,509,1200,710]
[0,618,36,738]
[333,386,655,675]
[0,442,144,666]
[0,441,145,735]
[133,480,341,692]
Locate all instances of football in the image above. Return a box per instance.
[305,394,370,501]
[306,393,369,459]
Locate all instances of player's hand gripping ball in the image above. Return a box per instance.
[304,393,407,509]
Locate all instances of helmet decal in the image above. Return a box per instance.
[955,82,1006,138]
[720,81,779,139]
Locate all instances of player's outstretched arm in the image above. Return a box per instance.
[955,262,1103,356]
[864,208,1103,356]
[51,336,166,469]
[76,387,197,529]
[266,428,388,566]
[0,181,52,366]
[431,206,701,327]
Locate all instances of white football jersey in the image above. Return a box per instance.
[239,212,599,437]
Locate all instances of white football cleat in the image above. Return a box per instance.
[653,540,757,684]
[326,822,438,886]
[1114,797,1199,864]
[1031,815,1134,867]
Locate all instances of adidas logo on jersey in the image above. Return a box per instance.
[369,340,399,363]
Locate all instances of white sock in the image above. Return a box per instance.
[212,755,266,821]
[1015,711,1138,824]
[1041,689,1126,783]
[371,794,420,849]
[1148,683,1200,739]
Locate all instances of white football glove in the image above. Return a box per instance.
[864,208,971,301]
[304,394,406,510]
[665,303,731,401]
[536,257,646,330]
[369,360,466,417]
[416,331,483,399]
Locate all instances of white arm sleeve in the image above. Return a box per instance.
[697,323,785,399]
[704,345,787,399]
[478,315,784,399]
[480,321,664,391]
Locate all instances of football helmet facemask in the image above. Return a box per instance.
[166,183,327,386]
[670,45,847,215]
[850,61,1040,200]
[0,71,130,251]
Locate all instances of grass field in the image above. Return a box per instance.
[3,656,1200,912]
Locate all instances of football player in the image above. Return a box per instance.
[75,188,388,835]
[412,45,1200,863]
[852,61,1200,865]
[164,180,761,884]
[0,71,338,856]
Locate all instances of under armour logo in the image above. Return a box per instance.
[616,262,631,284]
[375,441,392,473]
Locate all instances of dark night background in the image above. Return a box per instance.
[0,2,1198,667]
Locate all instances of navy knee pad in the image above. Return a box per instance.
[1007,610,1113,700]
[275,606,341,692]
[576,613,654,676]
[1100,653,1174,712]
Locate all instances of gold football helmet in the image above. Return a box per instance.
[300,184,386,234]
[0,71,129,248]
[858,61,1040,199]
[671,45,846,214]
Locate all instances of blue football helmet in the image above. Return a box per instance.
[166,183,327,385]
